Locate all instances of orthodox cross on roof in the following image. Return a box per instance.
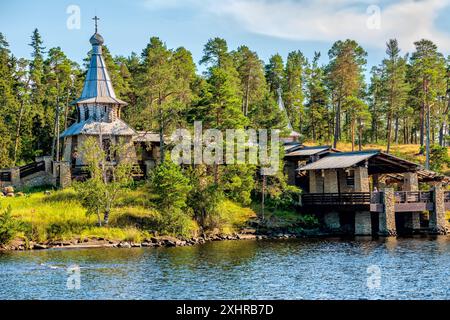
[93,15,100,33]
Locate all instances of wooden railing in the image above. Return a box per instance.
[303,191,435,205]
[0,171,12,182]
[71,165,90,179]
[72,164,146,181]
[131,163,146,180]
[19,161,45,179]
[302,192,371,205]
[394,191,432,203]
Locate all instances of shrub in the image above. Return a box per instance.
[149,160,195,236]
[149,160,192,211]
[214,200,256,234]
[430,145,449,172]
[266,185,301,210]
[0,206,23,245]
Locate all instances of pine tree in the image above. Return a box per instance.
[265,54,284,97]
[409,39,447,164]
[283,50,307,132]
[139,37,196,162]
[28,29,47,156]
[0,33,19,168]
[368,66,383,143]
[327,40,367,148]
[305,52,330,142]
[232,45,266,117]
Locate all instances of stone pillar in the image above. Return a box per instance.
[59,162,72,189]
[309,171,324,193]
[309,171,316,193]
[284,160,297,186]
[324,212,340,232]
[153,146,161,164]
[10,168,21,188]
[144,160,155,178]
[36,156,53,173]
[379,188,397,236]
[323,170,338,193]
[62,137,72,163]
[354,166,369,192]
[404,212,421,231]
[355,211,372,236]
[429,185,448,235]
[402,172,419,191]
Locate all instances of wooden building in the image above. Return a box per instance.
[292,149,450,236]
[60,22,160,179]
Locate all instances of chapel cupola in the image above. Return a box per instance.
[60,16,135,139]
[75,16,128,124]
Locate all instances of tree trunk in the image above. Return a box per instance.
[13,100,26,166]
[158,97,165,163]
[419,80,426,153]
[386,112,392,153]
[104,210,110,225]
[333,99,340,149]
[244,76,250,117]
[97,210,102,227]
[311,106,316,142]
[358,119,362,151]
[351,120,355,152]
[394,116,399,144]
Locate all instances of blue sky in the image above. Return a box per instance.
[1,0,450,76]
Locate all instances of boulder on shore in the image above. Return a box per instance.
[3,186,14,194]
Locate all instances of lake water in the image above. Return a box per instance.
[0,237,449,300]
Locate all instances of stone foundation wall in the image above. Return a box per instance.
[354,167,369,192]
[20,171,54,189]
[323,170,338,193]
[338,169,353,193]
[323,212,340,232]
[355,211,372,236]
[309,171,324,193]
[404,212,421,231]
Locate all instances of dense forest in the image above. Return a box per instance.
[0,29,449,170]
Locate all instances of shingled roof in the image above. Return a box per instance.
[72,31,127,106]
[60,119,136,137]
[298,150,421,174]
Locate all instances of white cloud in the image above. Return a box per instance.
[144,0,450,52]
[143,0,204,10]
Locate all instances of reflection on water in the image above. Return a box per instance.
[0,237,449,300]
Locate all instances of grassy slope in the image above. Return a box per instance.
[0,187,257,243]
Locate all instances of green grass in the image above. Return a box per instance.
[0,188,156,242]
[0,187,257,243]
[215,200,257,234]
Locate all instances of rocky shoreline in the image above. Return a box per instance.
[0,228,324,252]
